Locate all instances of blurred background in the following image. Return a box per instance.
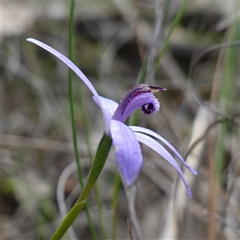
[1,1,239,239]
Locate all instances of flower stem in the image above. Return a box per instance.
[68,0,97,239]
[51,134,112,239]
[77,134,112,202]
[51,201,86,240]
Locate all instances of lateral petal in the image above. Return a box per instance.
[130,126,197,175]
[134,132,192,198]
[93,96,118,128]
[110,120,143,186]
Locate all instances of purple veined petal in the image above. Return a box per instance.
[93,96,118,128]
[134,132,192,198]
[26,38,109,131]
[112,84,160,123]
[130,126,197,175]
[110,120,143,186]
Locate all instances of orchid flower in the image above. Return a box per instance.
[27,38,197,198]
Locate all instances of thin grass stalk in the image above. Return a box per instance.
[215,21,239,181]
[136,0,189,87]
[135,0,175,85]
[128,5,191,234]
[68,1,97,239]
[76,27,108,240]
[78,85,93,161]
[75,27,108,240]
[210,15,239,239]
[68,0,82,190]
[79,89,108,239]
[111,173,121,240]
[136,0,189,85]
[154,0,189,71]
[94,186,108,240]
[207,32,226,240]
[146,0,163,85]
[162,0,171,19]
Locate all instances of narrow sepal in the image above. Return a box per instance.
[93,96,118,129]
[130,126,197,175]
[134,132,192,198]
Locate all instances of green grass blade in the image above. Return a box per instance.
[68,0,97,239]
[215,19,239,181]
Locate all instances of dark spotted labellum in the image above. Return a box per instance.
[112,84,165,122]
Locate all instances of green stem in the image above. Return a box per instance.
[68,0,97,239]
[51,134,112,239]
[78,134,112,202]
[78,75,107,239]
[51,201,86,240]
[215,19,239,181]
[68,0,83,189]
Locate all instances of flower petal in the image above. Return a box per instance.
[93,96,118,127]
[130,126,197,175]
[112,84,160,123]
[110,120,143,186]
[26,38,108,130]
[134,132,192,198]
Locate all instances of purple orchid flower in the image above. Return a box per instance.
[27,38,197,198]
